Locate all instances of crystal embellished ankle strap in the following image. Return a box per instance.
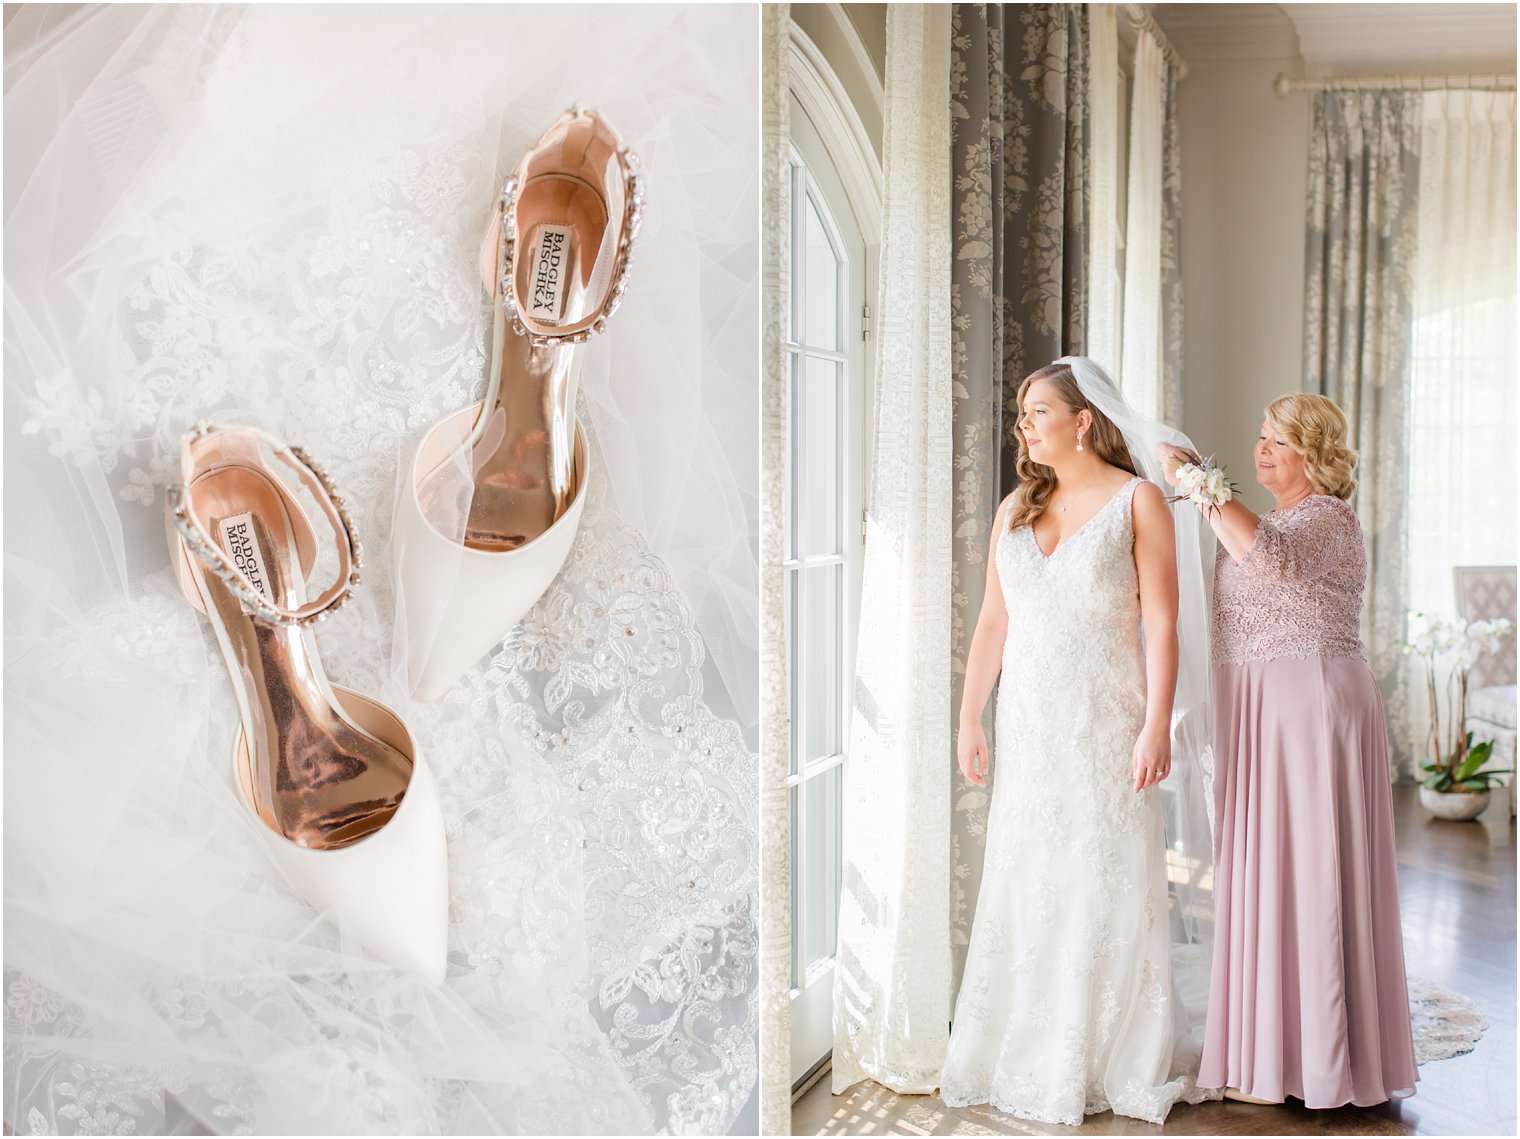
[493,106,645,347]
[168,423,362,627]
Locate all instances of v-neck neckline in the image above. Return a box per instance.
[1028,477,1138,560]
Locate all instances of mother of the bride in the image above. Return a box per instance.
[1161,393,1418,1108]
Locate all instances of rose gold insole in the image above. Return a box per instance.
[461,175,607,552]
[189,465,410,850]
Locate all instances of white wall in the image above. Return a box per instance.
[795,3,885,159]
[1174,56,1309,512]
[1157,2,1515,512]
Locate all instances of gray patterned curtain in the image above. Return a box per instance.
[1303,91,1422,776]
[948,2,1088,995]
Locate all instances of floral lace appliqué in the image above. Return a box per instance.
[1213,495,1367,667]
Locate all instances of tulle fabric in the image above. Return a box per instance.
[1055,356,1218,1068]
[4,4,757,1133]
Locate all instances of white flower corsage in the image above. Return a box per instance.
[1167,454,1237,516]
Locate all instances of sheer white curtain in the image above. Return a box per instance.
[759,6,791,1130]
[1120,29,1164,418]
[1407,89,1517,618]
[1089,16,1183,425]
[830,2,953,1097]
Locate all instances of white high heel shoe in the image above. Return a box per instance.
[167,424,448,983]
[395,107,643,701]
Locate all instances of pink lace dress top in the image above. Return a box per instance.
[1211,494,1367,668]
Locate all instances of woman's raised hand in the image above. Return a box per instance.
[1157,441,1199,488]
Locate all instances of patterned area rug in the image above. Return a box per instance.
[1408,976,1489,1064]
[793,980,1492,1135]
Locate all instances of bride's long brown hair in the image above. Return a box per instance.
[1006,363,1138,531]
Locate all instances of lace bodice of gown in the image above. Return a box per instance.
[994,477,1147,830]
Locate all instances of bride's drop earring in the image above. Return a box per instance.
[1076,430,1085,453]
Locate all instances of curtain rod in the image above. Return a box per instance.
[1274,72,1516,96]
[1123,4,1188,80]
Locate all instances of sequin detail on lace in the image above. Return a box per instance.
[1212,495,1367,667]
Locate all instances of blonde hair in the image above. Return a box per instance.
[1006,363,1137,531]
[1264,392,1358,500]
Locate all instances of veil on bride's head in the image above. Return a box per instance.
[1055,354,1220,1068]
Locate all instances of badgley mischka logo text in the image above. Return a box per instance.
[218,513,273,605]
[530,225,573,323]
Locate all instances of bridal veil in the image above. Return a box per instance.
[1057,355,1218,1072]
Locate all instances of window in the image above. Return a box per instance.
[1407,297,1517,617]
[787,163,848,989]
[1405,93,1517,619]
[784,88,870,1082]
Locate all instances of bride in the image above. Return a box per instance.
[938,357,1216,1126]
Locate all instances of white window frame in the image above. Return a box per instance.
[785,17,882,1090]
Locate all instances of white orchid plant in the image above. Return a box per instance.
[1404,612,1515,793]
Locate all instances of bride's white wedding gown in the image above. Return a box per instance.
[939,476,1204,1126]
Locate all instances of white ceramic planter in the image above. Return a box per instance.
[1418,785,1492,822]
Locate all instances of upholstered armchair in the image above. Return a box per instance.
[1455,566,1517,815]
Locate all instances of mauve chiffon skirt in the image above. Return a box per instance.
[1198,654,1419,1107]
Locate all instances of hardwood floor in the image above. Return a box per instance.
[791,784,1517,1136]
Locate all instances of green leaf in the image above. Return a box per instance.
[1455,741,1498,782]
[1423,772,1454,790]
[1454,754,1485,782]
[1451,780,1491,794]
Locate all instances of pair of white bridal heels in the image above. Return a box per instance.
[166,109,639,983]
